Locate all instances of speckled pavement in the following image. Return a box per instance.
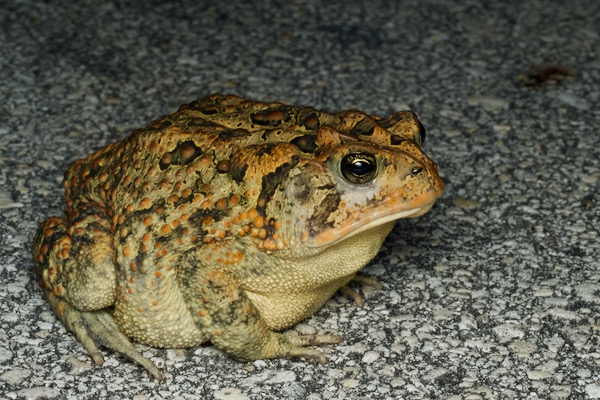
[1,1,599,399]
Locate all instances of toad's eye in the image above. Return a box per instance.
[340,153,377,184]
[417,120,426,146]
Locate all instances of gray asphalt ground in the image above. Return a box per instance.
[1,0,600,399]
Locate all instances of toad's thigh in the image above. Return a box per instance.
[33,205,117,310]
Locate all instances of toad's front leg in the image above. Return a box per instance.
[177,264,341,363]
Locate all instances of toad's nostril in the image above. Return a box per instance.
[411,167,423,175]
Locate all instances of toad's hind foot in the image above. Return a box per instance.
[46,291,164,380]
[284,333,343,363]
[339,273,384,307]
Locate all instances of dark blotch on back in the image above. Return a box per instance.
[291,135,318,154]
[186,118,215,128]
[378,114,401,130]
[251,108,290,126]
[199,107,219,115]
[228,159,248,183]
[350,117,376,137]
[255,143,277,157]
[191,101,219,115]
[188,207,227,228]
[159,140,203,170]
[390,135,406,145]
[257,156,300,213]
[218,129,251,141]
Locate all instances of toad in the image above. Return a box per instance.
[33,94,443,379]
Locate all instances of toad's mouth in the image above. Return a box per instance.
[304,188,442,248]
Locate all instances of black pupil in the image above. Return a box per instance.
[349,159,372,175]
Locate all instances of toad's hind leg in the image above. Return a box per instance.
[33,209,116,310]
[179,265,342,363]
[32,208,163,379]
[43,291,163,379]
